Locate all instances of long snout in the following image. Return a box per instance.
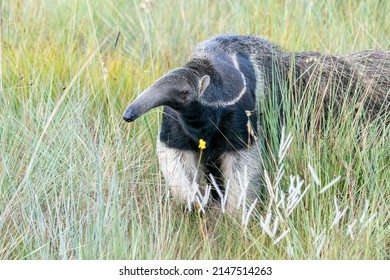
[123,84,169,122]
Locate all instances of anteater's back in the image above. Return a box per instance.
[193,34,281,59]
[191,35,389,121]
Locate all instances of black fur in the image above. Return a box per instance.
[160,53,258,153]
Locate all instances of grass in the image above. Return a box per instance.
[0,0,389,259]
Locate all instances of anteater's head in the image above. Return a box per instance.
[123,68,210,122]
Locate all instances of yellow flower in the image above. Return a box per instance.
[198,139,206,150]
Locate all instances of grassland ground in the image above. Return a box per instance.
[0,0,389,259]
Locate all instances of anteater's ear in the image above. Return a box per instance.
[198,75,210,96]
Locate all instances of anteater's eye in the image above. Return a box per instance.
[180,90,190,97]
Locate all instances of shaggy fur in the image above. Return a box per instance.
[124,35,389,215]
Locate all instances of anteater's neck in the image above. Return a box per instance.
[178,102,223,146]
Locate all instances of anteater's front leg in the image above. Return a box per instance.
[157,140,202,207]
[220,148,261,215]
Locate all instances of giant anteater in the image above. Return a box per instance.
[123,35,389,214]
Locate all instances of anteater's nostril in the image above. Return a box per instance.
[123,108,135,122]
[123,114,132,122]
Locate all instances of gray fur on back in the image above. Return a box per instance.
[194,35,281,58]
[194,34,389,119]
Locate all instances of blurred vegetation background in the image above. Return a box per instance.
[0,0,388,259]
